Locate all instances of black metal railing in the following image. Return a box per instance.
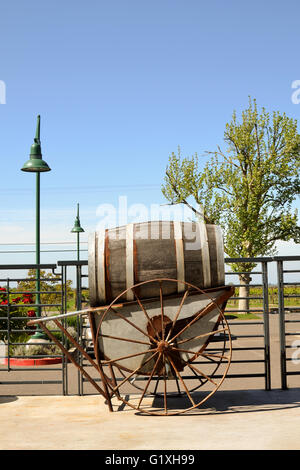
[0,264,67,394]
[276,256,300,389]
[0,255,299,395]
[223,258,271,391]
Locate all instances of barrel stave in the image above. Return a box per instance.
[88,221,225,307]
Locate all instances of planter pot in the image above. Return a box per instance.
[1,343,81,367]
[3,357,63,366]
[2,347,80,366]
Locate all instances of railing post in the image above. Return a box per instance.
[76,263,83,396]
[262,261,271,390]
[61,264,68,396]
[277,260,287,389]
[76,263,82,311]
[6,278,10,371]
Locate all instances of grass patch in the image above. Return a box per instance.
[225,312,261,320]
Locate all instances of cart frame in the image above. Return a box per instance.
[28,280,234,415]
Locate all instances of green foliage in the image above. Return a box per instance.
[65,314,79,329]
[16,269,73,313]
[1,269,77,348]
[162,98,300,274]
[226,285,300,309]
[13,343,62,357]
[0,288,35,343]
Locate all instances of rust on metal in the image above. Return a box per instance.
[36,320,113,410]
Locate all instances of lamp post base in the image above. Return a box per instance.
[28,332,49,342]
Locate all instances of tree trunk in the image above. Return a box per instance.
[238,273,252,314]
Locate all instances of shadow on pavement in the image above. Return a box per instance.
[0,396,18,405]
[142,388,300,416]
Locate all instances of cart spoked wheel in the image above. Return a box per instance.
[114,315,229,396]
[95,279,232,416]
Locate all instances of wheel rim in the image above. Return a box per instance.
[94,278,232,415]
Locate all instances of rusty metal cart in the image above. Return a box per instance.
[28,278,234,416]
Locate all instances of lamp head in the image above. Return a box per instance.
[71,218,85,233]
[71,203,84,233]
[21,115,51,172]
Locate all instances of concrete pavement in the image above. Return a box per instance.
[1,315,300,450]
[1,389,300,450]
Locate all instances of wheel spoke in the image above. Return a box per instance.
[132,289,161,341]
[176,326,229,346]
[174,371,182,394]
[113,351,159,393]
[102,348,157,365]
[163,354,167,414]
[168,300,216,343]
[201,352,230,362]
[189,363,205,386]
[153,376,160,395]
[110,306,158,344]
[171,346,202,358]
[138,352,162,408]
[171,345,229,366]
[108,364,121,399]
[188,362,218,386]
[196,353,221,365]
[165,289,190,341]
[167,355,195,406]
[99,333,151,346]
[168,290,230,344]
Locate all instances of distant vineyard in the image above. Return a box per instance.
[226,285,300,309]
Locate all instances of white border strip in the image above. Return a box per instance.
[174,221,185,293]
[126,223,134,301]
[88,232,97,306]
[215,225,225,285]
[96,230,106,304]
[0,341,6,365]
[198,223,211,288]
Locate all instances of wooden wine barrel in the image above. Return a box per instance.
[88,221,225,307]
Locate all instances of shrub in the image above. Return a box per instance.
[13,343,62,357]
[0,288,36,343]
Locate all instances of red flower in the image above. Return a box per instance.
[23,294,33,303]
[1,300,8,305]
[27,310,36,317]
[0,287,6,292]
[23,292,33,298]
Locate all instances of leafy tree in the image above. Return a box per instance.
[162,98,300,312]
[17,269,73,314]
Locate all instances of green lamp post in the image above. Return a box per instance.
[21,115,51,339]
[71,203,84,311]
[71,203,84,261]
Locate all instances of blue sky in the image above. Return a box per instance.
[0,0,299,268]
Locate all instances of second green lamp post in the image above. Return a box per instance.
[21,115,51,339]
[71,203,84,261]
